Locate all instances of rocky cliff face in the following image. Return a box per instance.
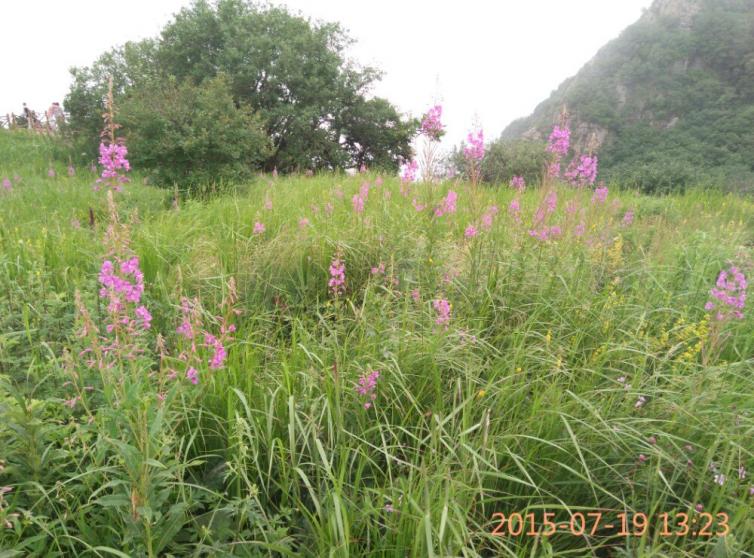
[501,0,754,188]
[645,0,701,28]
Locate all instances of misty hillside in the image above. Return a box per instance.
[502,0,754,191]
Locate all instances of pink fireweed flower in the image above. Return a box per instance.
[412,198,426,212]
[706,266,747,320]
[352,193,365,213]
[528,225,562,242]
[464,224,478,238]
[400,159,419,183]
[547,161,561,179]
[565,154,598,187]
[253,221,266,234]
[359,181,370,198]
[592,184,608,204]
[98,257,145,304]
[96,142,130,192]
[186,367,199,385]
[324,202,334,215]
[529,190,558,238]
[329,255,346,297]
[1,177,11,191]
[547,125,570,156]
[420,105,444,140]
[481,213,494,230]
[508,198,522,224]
[135,305,152,330]
[411,288,421,302]
[622,210,634,226]
[371,262,385,275]
[356,369,380,409]
[433,298,452,328]
[375,176,383,186]
[510,175,525,191]
[481,205,499,230]
[299,217,310,228]
[463,128,485,161]
[67,165,76,177]
[434,190,458,217]
[48,168,56,178]
[204,333,227,369]
[176,299,195,339]
[574,222,586,237]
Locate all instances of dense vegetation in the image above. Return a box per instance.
[1,128,753,556]
[64,0,417,187]
[448,138,550,187]
[502,0,754,193]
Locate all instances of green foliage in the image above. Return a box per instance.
[502,0,754,193]
[64,0,417,184]
[2,130,754,554]
[119,75,271,190]
[450,138,549,186]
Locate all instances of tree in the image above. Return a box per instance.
[65,0,416,183]
[119,75,271,189]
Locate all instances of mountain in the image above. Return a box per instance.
[501,0,754,191]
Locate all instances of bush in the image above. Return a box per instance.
[449,138,549,186]
[119,75,271,190]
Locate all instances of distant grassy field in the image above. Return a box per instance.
[1,129,753,557]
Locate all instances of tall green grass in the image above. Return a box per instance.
[1,129,753,556]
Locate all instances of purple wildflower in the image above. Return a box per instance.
[463,129,485,162]
[706,266,746,320]
[433,298,452,328]
[510,175,525,191]
[565,154,598,187]
[400,159,419,183]
[434,190,458,217]
[420,105,444,140]
[592,185,609,205]
[96,142,130,192]
[356,369,380,409]
[329,255,346,297]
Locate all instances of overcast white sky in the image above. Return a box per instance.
[0,0,652,146]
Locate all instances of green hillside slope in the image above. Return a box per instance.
[502,0,754,192]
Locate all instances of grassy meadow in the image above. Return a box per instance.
[1,129,753,556]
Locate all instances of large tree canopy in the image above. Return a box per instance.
[65,0,417,184]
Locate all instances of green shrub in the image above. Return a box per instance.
[449,138,549,186]
[119,75,271,190]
